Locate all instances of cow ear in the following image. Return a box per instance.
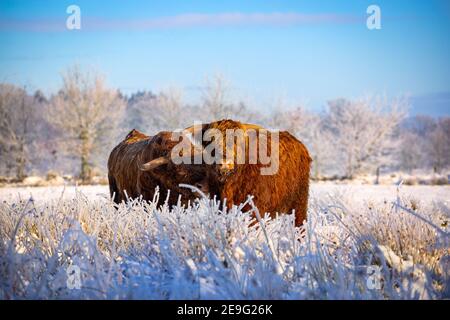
[140,157,169,171]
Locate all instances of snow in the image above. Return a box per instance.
[0,183,448,299]
[1,183,448,205]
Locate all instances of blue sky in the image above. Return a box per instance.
[0,0,449,115]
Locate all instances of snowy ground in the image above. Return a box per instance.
[0,183,448,299]
[0,185,110,203]
[311,183,449,206]
[1,183,448,205]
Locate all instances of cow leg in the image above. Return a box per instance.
[108,174,121,204]
[294,182,309,227]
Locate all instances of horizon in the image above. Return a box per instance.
[1,0,449,116]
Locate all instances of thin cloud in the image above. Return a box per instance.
[0,12,363,32]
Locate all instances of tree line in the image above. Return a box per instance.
[0,65,449,183]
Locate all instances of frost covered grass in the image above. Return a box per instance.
[0,184,448,299]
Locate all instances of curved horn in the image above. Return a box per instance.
[140,157,169,171]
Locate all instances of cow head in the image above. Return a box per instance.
[182,120,263,183]
[139,131,218,198]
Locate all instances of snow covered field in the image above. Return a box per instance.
[0,183,448,299]
[1,183,448,205]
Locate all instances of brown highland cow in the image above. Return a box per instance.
[108,119,311,226]
[107,129,215,207]
[183,120,312,226]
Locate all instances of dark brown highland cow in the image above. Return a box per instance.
[107,129,214,207]
[143,120,312,226]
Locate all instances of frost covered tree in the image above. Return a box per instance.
[403,115,437,137]
[48,65,125,182]
[137,87,189,133]
[201,73,254,123]
[426,118,450,173]
[124,90,157,132]
[398,131,423,173]
[324,96,407,179]
[399,116,450,173]
[0,84,42,180]
[269,102,335,179]
[296,112,335,179]
[202,73,233,121]
[398,116,435,172]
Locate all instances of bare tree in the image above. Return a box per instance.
[202,73,231,121]
[137,74,257,132]
[201,73,254,122]
[48,65,125,182]
[324,96,407,179]
[0,84,40,180]
[399,116,450,173]
[398,131,423,173]
[398,115,435,172]
[268,101,335,179]
[427,118,450,173]
[137,87,188,133]
[403,115,437,137]
[295,112,335,179]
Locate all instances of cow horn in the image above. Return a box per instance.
[140,157,169,171]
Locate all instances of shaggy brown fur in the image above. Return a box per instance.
[108,120,311,226]
[192,119,312,226]
[107,129,214,207]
